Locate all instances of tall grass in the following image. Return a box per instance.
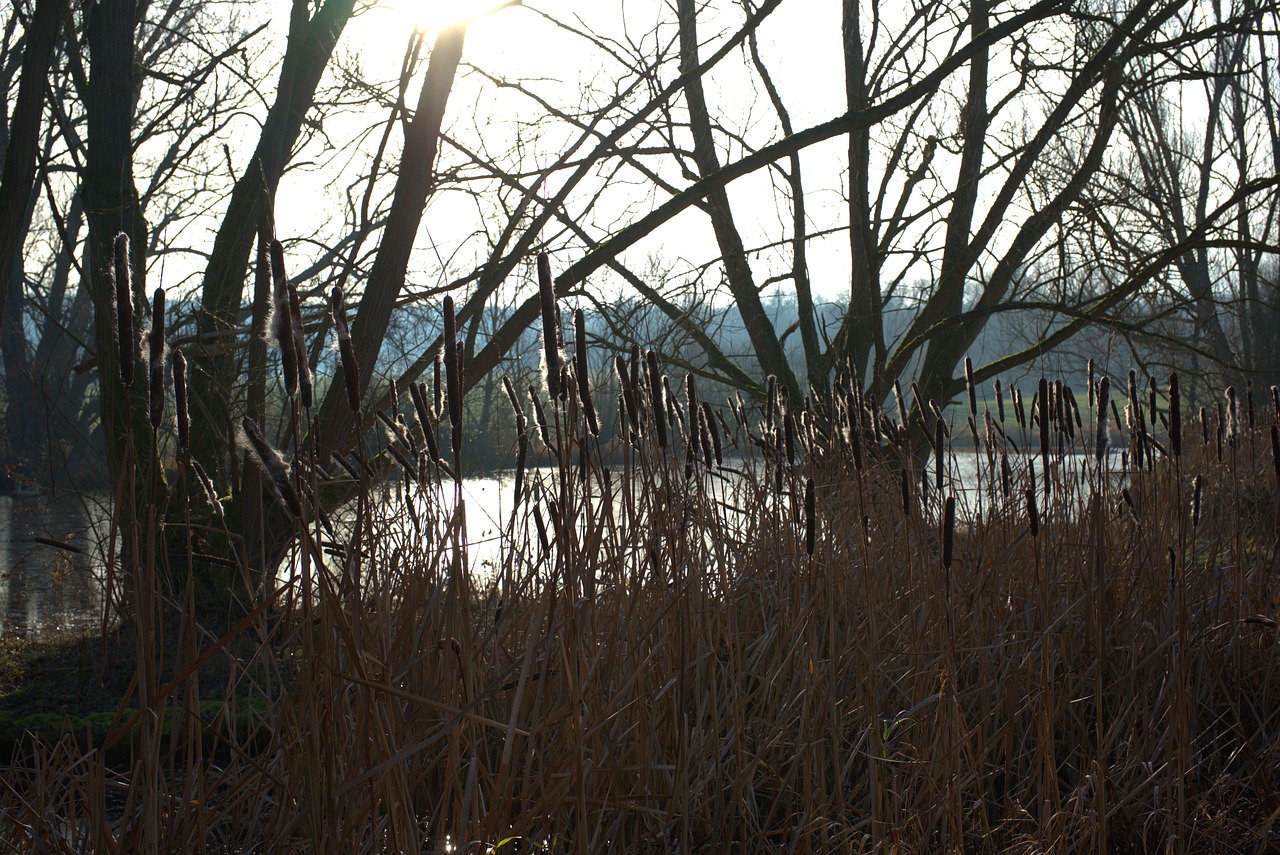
[2,254,1278,852]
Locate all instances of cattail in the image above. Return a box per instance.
[172,349,188,452]
[942,495,955,568]
[645,349,667,448]
[330,286,361,411]
[993,378,1005,424]
[1026,486,1039,537]
[512,431,528,511]
[1121,487,1140,524]
[443,297,463,455]
[804,477,816,556]
[1200,406,1209,447]
[537,252,561,400]
[433,354,443,418]
[1038,376,1050,464]
[1168,372,1181,457]
[1149,376,1159,430]
[409,381,441,464]
[1225,386,1238,446]
[1271,386,1279,423]
[1013,387,1026,431]
[894,379,908,423]
[629,344,643,426]
[615,356,638,437]
[147,287,166,428]
[269,240,297,397]
[1095,375,1111,467]
[573,309,599,436]
[1191,474,1203,527]
[503,376,527,437]
[1216,402,1225,462]
[529,386,551,447]
[287,278,311,408]
[847,396,863,472]
[1246,379,1255,430]
[699,407,715,472]
[1270,424,1279,486]
[934,415,945,495]
[900,467,911,517]
[241,416,301,517]
[782,391,795,466]
[1000,449,1011,498]
[1087,358,1095,409]
[764,375,777,430]
[664,376,682,435]
[113,233,135,386]
[701,401,723,468]
[965,357,977,417]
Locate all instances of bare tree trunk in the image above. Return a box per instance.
[676,0,799,397]
[313,25,466,462]
[190,0,357,483]
[0,0,58,333]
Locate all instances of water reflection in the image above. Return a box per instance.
[0,493,106,636]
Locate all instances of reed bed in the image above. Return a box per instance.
[2,250,1278,853]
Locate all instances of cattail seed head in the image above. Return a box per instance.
[287,277,311,408]
[1095,375,1111,467]
[241,416,301,517]
[804,477,816,556]
[443,297,463,454]
[900,467,911,517]
[942,495,955,568]
[1038,377,1050,464]
[994,378,1005,424]
[935,415,945,494]
[1026,486,1039,538]
[147,287,166,428]
[172,349,188,452]
[503,376,527,437]
[573,309,599,436]
[615,356,638,439]
[529,386,551,447]
[1225,386,1239,446]
[965,357,976,417]
[113,233,135,386]
[330,285,361,411]
[268,240,297,397]
[1191,474,1203,527]
[409,381,441,464]
[1000,449,1012,498]
[537,252,561,400]
[1087,359,1095,409]
[701,401,722,468]
[645,349,667,448]
[1270,424,1279,486]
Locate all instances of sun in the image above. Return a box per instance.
[380,0,514,33]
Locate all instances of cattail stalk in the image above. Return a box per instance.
[1168,372,1181,457]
